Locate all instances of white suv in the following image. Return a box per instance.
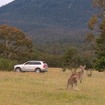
[14,60,48,73]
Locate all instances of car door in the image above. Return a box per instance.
[23,61,34,71]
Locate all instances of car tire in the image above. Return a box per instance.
[15,67,21,72]
[35,68,41,73]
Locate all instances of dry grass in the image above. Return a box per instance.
[0,68,105,105]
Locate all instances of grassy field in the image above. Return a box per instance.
[0,68,105,105]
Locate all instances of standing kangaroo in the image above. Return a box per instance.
[67,65,86,90]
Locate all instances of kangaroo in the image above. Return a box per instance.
[66,65,86,90]
[87,70,92,77]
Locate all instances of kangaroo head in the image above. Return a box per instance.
[80,65,86,72]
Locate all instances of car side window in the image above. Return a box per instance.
[33,62,41,65]
[25,62,32,65]
[25,62,41,65]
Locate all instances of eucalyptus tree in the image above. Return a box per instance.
[87,0,105,71]
[0,25,33,60]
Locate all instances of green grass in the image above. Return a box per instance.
[0,68,105,105]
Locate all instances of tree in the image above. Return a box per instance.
[62,47,86,72]
[0,25,33,60]
[87,0,105,71]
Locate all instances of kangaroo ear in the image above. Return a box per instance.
[84,65,86,69]
[80,65,83,68]
[80,65,82,68]
[80,65,86,69]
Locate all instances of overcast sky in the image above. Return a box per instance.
[0,0,14,7]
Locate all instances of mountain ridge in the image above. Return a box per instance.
[0,0,94,46]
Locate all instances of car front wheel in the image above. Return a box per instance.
[15,67,21,72]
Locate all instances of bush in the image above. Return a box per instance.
[94,57,105,72]
[0,58,17,71]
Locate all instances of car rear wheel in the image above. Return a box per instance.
[15,67,21,72]
[35,68,41,73]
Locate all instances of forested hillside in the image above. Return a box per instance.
[0,0,94,52]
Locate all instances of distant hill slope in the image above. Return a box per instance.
[0,0,94,46]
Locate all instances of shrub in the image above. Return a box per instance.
[0,58,17,71]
